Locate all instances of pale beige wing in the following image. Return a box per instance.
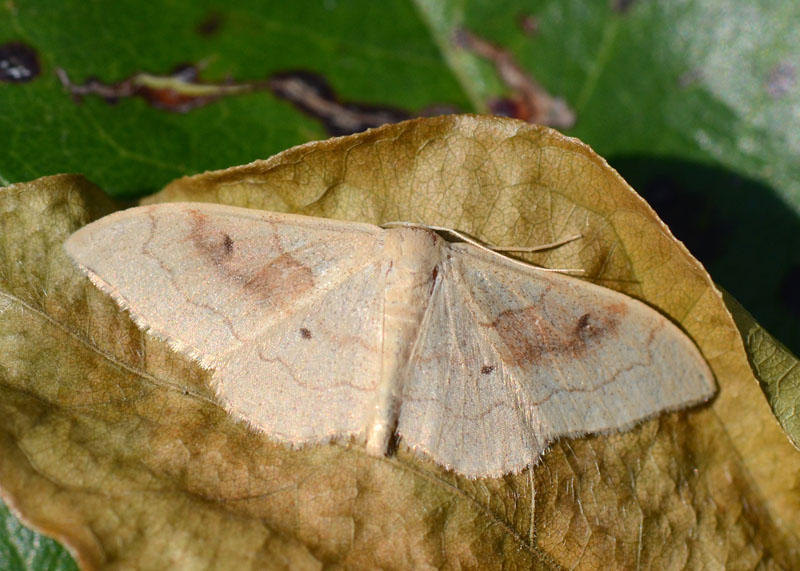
[214,257,385,443]
[397,242,716,478]
[65,203,385,369]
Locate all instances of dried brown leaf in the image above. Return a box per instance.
[1,116,798,569]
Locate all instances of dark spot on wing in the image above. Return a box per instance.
[0,42,40,83]
[299,328,312,339]
[483,303,627,366]
[481,365,495,375]
[187,209,315,306]
[188,210,235,265]
[430,265,439,294]
[573,311,623,342]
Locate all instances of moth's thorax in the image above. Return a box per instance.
[364,227,444,456]
[383,227,444,317]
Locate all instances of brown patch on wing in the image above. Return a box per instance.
[187,209,315,306]
[244,253,314,303]
[484,303,627,367]
[188,210,235,265]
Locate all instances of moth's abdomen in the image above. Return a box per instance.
[364,228,443,456]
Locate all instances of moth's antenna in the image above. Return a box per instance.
[486,234,583,253]
[436,227,585,275]
[433,227,582,253]
[381,221,585,275]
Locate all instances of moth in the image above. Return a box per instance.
[65,202,715,478]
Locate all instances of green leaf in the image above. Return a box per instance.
[725,291,800,450]
[4,0,799,208]
[0,1,469,194]
[0,497,77,571]
[1,0,797,356]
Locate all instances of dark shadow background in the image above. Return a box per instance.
[611,156,800,355]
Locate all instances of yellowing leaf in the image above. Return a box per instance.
[725,291,800,450]
[1,116,798,569]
